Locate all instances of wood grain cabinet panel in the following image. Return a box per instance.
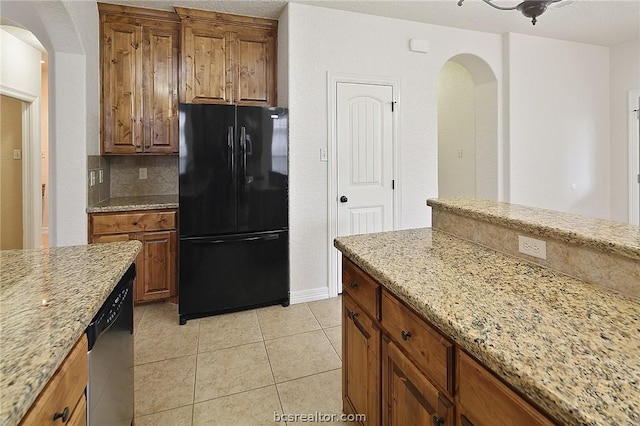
[20,336,88,426]
[381,288,454,395]
[457,351,555,426]
[101,20,142,154]
[89,209,177,304]
[176,7,277,106]
[99,3,179,154]
[342,293,380,425]
[382,339,454,426]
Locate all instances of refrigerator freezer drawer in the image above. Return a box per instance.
[179,230,289,323]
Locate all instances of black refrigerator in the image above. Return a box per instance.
[178,103,289,324]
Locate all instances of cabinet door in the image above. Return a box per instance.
[457,351,555,426]
[182,25,231,104]
[342,293,380,425]
[91,233,143,303]
[142,23,179,153]
[382,339,454,426]
[102,21,142,154]
[230,29,276,106]
[137,230,176,302]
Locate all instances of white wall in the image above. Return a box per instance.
[286,3,503,298]
[506,33,610,219]
[437,61,476,197]
[609,39,640,223]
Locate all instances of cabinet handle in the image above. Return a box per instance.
[350,282,358,289]
[401,330,412,341]
[348,310,359,320]
[432,416,445,426]
[53,406,70,422]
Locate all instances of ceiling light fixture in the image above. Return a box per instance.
[457,0,562,25]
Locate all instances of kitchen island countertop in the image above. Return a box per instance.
[335,228,640,425]
[0,241,141,426]
[86,194,178,213]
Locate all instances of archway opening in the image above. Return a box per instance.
[437,54,498,200]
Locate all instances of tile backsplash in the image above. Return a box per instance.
[87,155,110,206]
[110,156,178,197]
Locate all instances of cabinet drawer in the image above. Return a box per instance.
[381,289,453,394]
[342,256,379,320]
[91,210,176,234]
[458,351,555,426]
[21,335,88,425]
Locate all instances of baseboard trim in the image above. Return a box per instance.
[290,287,329,305]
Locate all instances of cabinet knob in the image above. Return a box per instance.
[432,416,445,426]
[53,406,70,423]
[132,221,138,226]
[136,144,141,148]
[348,310,359,320]
[401,330,412,341]
[350,282,358,289]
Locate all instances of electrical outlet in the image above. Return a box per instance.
[89,171,96,187]
[518,235,547,260]
[98,169,104,184]
[456,148,463,158]
[139,168,147,180]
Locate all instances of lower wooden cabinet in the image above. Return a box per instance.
[341,255,557,426]
[382,338,454,426]
[457,351,555,426]
[342,292,380,425]
[21,335,88,425]
[89,209,177,304]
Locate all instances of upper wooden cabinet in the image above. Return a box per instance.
[99,3,180,154]
[175,7,277,106]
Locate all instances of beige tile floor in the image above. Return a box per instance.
[133,296,353,425]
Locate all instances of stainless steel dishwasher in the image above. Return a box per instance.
[86,264,135,426]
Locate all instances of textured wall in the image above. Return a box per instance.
[609,39,640,224]
[506,33,610,219]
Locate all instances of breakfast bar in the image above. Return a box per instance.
[335,198,640,425]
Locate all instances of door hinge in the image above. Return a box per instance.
[391,101,397,112]
[637,174,640,184]
[392,179,395,189]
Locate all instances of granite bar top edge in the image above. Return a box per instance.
[0,241,142,426]
[86,195,179,213]
[427,197,640,261]
[334,229,640,425]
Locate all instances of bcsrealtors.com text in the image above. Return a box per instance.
[274,411,366,423]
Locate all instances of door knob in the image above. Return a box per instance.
[340,196,348,203]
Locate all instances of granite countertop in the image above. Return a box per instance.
[0,241,141,426]
[335,228,640,425]
[427,197,640,261]
[86,194,179,213]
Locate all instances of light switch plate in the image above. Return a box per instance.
[89,171,96,187]
[139,168,147,180]
[13,149,21,160]
[98,169,104,184]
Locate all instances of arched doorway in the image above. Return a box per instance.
[437,54,498,200]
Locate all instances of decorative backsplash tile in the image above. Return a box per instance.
[109,156,178,198]
[87,155,110,207]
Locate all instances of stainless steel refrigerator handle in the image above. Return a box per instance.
[227,126,234,173]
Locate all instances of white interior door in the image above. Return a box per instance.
[335,82,394,288]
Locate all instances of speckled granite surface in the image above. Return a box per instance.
[0,241,141,426]
[86,194,178,213]
[335,228,640,425]
[427,197,640,261]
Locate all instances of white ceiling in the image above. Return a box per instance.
[104,0,640,47]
